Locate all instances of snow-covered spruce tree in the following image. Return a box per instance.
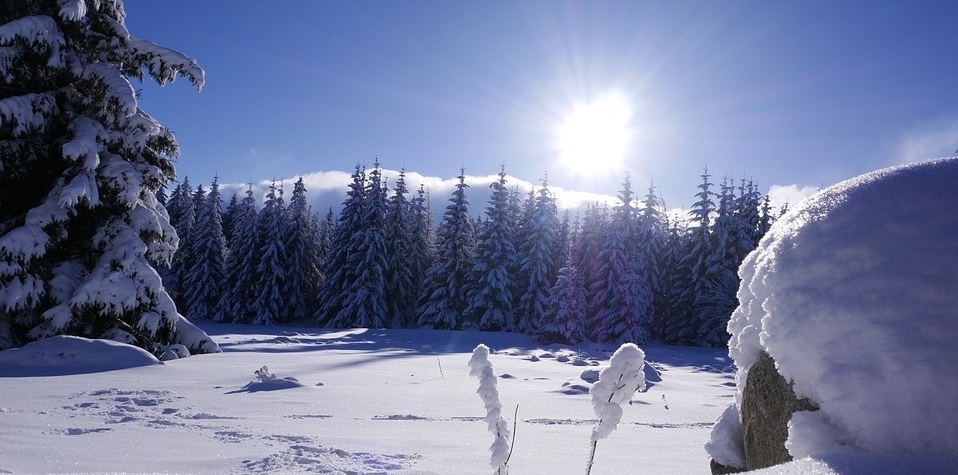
[182,177,227,321]
[417,170,475,330]
[538,262,588,344]
[664,167,715,345]
[469,344,512,475]
[637,183,667,336]
[250,182,288,326]
[465,167,518,331]
[221,191,240,246]
[405,184,435,326]
[335,160,388,328]
[162,177,195,306]
[212,186,259,323]
[514,178,560,335]
[384,170,417,328]
[573,203,606,336]
[316,165,367,326]
[589,176,652,344]
[586,343,647,475]
[0,1,217,355]
[316,207,334,278]
[283,177,323,322]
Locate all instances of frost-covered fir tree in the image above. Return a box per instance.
[182,178,227,321]
[665,168,715,345]
[514,178,560,334]
[636,182,668,339]
[588,176,652,344]
[465,168,518,331]
[283,177,323,322]
[573,204,606,330]
[538,263,588,344]
[335,160,389,328]
[163,177,196,306]
[250,182,288,326]
[0,1,217,354]
[221,192,240,246]
[213,186,259,323]
[316,165,367,326]
[384,170,417,328]
[417,170,475,330]
[317,208,335,276]
[405,184,435,327]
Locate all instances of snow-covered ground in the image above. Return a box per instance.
[0,323,734,474]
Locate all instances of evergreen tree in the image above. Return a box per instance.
[666,167,715,345]
[335,161,389,328]
[637,184,669,340]
[515,178,560,334]
[283,177,323,322]
[0,1,217,354]
[182,178,227,321]
[465,168,518,331]
[213,186,259,323]
[573,204,606,334]
[417,170,475,329]
[539,263,588,344]
[317,208,335,276]
[384,170,417,327]
[316,165,367,326]
[588,175,651,344]
[250,182,288,326]
[405,184,435,327]
[164,177,196,307]
[221,192,240,246]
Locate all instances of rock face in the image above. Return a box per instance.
[741,351,818,470]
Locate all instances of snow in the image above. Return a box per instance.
[589,343,646,441]
[468,344,511,472]
[712,158,958,465]
[0,323,734,474]
[0,335,160,376]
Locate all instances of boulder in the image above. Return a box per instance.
[741,351,818,470]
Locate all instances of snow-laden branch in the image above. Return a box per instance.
[586,343,647,475]
[468,344,511,475]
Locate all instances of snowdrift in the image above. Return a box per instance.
[0,335,161,376]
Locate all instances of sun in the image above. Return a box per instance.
[555,92,633,176]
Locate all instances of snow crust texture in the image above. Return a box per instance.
[720,158,958,459]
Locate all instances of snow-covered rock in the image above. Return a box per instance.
[708,158,958,468]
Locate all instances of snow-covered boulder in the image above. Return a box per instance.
[708,158,958,470]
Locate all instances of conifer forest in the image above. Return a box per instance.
[161,160,777,348]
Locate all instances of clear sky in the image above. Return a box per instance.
[124,1,958,210]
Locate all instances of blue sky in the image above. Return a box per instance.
[125,1,958,210]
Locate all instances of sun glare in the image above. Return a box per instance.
[556,92,633,176]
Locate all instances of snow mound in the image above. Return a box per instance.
[230,365,306,393]
[0,336,161,376]
[713,158,958,461]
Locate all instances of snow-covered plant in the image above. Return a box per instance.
[0,0,218,356]
[468,344,511,475]
[586,343,647,475]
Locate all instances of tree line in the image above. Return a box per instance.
[163,160,777,348]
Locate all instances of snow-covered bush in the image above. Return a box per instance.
[709,158,958,464]
[587,343,646,475]
[469,342,648,475]
[468,344,512,475]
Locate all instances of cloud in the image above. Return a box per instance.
[895,119,958,165]
[767,184,819,211]
[216,168,619,221]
